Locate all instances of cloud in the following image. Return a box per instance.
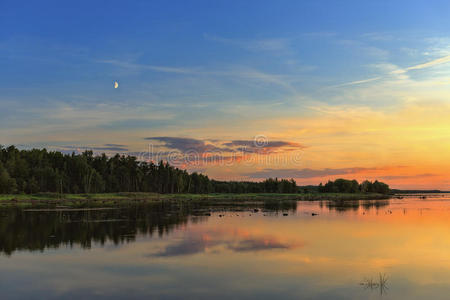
[98,59,295,92]
[97,59,195,74]
[104,143,127,147]
[224,140,304,154]
[379,174,437,180]
[204,33,291,52]
[145,137,304,155]
[144,137,233,153]
[139,137,253,168]
[61,144,129,152]
[100,119,171,130]
[390,54,450,77]
[141,137,305,168]
[225,140,301,148]
[334,54,450,88]
[332,77,381,87]
[361,32,396,42]
[245,167,380,179]
[406,55,450,72]
[232,68,294,91]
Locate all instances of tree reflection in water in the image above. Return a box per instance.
[0,200,298,256]
[324,200,389,212]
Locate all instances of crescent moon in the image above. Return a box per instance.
[114,81,119,89]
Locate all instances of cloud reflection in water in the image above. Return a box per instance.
[152,229,302,257]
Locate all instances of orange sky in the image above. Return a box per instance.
[2,2,450,189]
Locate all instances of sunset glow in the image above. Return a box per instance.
[1,1,449,189]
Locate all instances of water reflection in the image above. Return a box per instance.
[3,196,450,299]
[0,200,297,256]
[0,203,192,255]
[151,228,301,257]
[360,273,389,296]
[322,199,390,212]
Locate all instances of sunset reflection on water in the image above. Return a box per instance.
[1,195,450,299]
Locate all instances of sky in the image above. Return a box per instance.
[1,0,450,189]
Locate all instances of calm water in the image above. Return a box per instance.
[1,195,450,299]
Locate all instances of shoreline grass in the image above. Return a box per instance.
[0,192,391,208]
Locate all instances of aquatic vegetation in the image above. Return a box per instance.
[360,273,389,295]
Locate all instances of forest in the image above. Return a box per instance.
[0,146,390,195]
[318,178,390,194]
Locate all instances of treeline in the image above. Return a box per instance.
[0,146,389,195]
[0,146,297,194]
[211,177,297,194]
[318,178,390,194]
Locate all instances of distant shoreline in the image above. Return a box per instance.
[390,190,450,194]
[0,192,391,208]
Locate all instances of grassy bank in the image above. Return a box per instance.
[0,192,391,208]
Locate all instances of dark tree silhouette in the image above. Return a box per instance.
[318,178,390,194]
[0,145,389,195]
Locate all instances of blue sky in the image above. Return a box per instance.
[2,1,450,188]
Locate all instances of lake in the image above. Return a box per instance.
[1,195,450,299]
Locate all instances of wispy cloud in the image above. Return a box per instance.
[204,33,291,52]
[97,59,196,74]
[98,59,295,92]
[402,55,450,72]
[245,167,380,179]
[104,143,127,148]
[60,144,129,152]
[331,77,381,87]
[361,32,396,42]
[379,174,437,180]
[332,44,450,87]
[371,55,450,81]
[224,140,304,154]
